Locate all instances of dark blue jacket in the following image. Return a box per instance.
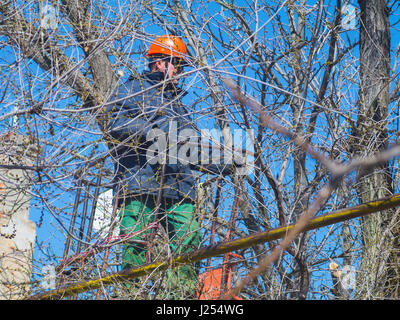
[105,71,232,201]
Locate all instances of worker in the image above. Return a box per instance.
[104,35,240,299]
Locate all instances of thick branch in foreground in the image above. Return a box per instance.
[30,193,400,300]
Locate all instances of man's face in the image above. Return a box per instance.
[155,58,184,84]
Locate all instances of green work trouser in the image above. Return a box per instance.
[119,196,201,298]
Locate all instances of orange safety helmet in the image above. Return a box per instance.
[146,35,188,60]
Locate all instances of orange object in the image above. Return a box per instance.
[196,253,243,300]
[147,35,187,59]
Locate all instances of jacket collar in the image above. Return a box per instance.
[142,71,166,83]
[134,71,187,97]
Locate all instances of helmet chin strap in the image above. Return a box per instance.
[154,59,181,88]
[164,60,171,77]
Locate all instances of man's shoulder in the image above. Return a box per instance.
[114,74,154,99]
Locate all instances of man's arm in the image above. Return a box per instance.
[172,128,249,176]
